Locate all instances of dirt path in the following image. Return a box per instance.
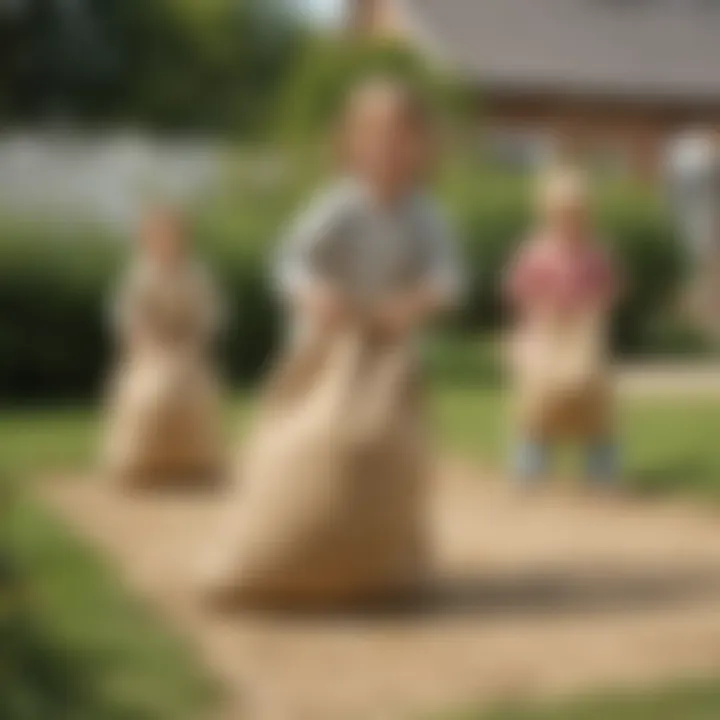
[618,362,720,397]
[42,468,720,720]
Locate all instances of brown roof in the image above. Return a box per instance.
[401,0,720,104]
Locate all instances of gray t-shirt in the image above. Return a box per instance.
[274,179,463,306]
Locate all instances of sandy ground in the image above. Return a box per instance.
[41,463,720,720]
[618,362,720,397]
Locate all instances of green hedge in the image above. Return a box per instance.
[0,173,687,401]
[0,224,122,402]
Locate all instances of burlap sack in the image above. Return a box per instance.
[512,312,613,441]
[201,328,430,608]
[104,348,223,484]
[103,261,224,486]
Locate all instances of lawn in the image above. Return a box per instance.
[2,499,218,720]
[436,384,720,496]
[2,406,97,479]
[3,382,720,720]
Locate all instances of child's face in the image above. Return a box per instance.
[142,209,185,265]
[549,200,589,242]
[345,92,427,198]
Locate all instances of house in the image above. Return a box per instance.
[348,0,720,175]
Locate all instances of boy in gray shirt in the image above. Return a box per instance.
[275,78,462,341]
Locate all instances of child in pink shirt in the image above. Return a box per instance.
[505,168,621,485]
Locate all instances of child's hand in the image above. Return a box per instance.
[376,284,448,338]
[298,281,348,329]
[374,292,424,338]
[375,298,410,339]
[126,325,154,355]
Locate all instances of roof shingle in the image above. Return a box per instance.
[402,0,720,103]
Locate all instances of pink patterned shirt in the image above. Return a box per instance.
[505,233,619,317]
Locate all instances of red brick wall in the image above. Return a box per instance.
[484,94,720,178]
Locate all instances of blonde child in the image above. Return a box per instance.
[505,167,621,485]
[105,205,224,485]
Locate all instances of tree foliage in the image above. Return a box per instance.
[276,37,472,143]
[1,0,304,135]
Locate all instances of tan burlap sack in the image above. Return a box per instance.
[201,328,431,608]
[103,261,225,486]
[104,349,223,484]
[512,312,613,441]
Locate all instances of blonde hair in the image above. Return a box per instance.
[536,165,590,219]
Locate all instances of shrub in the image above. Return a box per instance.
[0,223,122,402]
[598,191,688,353]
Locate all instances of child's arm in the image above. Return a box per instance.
[273,186,353,328]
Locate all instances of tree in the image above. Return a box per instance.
[1,0,305,135]
[1,0,118,123]
[275,36,472,144]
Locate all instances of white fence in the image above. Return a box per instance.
[0,132,226,231]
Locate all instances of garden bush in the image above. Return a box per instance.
[0,170,687,401]
[0,223,123,402]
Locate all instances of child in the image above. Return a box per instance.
[200,77,462,607]
[505,167,620,486]
[275,77,462,341]
[104,204,224,486]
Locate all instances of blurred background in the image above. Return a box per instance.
[1,2,720,719]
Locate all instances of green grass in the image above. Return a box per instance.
[435,384,720,497]
[1,398,252,479]
[623,397,720,496]
[3,383,720,493]
[1,407,98,479]
[7,387,720,495]
[2,499,218,720]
